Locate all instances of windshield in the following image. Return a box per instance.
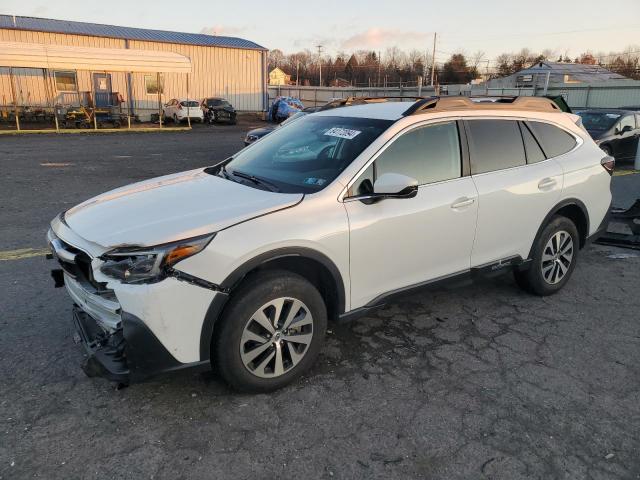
[181,101,200,107]
[207,99,230,107]
[223,115,392,193]
[280,111,306,126]
[577,111,621,131]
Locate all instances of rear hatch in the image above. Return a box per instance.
[181,100,201,117]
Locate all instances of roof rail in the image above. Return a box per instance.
[316,95,428,112]
[402,96,562,116]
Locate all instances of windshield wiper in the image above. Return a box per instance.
[229,170,281,192]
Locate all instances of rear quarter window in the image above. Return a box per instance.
[527,121,576,158]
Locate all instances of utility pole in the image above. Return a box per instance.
[316,44,323,87]
[430,32,437,87]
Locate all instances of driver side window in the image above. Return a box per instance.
[618,115,635,132]
[347,121,462,197]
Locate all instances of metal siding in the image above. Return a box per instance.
[0,29,265,114]
[129,39,263,111]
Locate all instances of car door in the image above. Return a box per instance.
[163,99,171,117]
[635,114,640,160]
[467,119,567,267]
[344,120,479,309]
[164,99,176,117]
[616,114,638,159]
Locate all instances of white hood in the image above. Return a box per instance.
[63,168,303,248]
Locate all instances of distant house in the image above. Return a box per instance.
[488,61,627,88]
[269,67,291,85]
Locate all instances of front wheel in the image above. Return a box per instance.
[214,271,327,392]
[515,215,579,296]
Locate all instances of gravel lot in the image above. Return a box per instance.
[1,125,639,479]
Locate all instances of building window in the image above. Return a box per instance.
[54,71,77,91]
[145,75,164,95]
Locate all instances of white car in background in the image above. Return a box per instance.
[162,98,204,124]
[48,96,612,392]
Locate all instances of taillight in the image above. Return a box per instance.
[601,155,615,176]
[178,104,183,110]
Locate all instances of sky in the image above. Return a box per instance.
[2,0,640,65]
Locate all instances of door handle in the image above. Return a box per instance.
[538,177,557,190]
[451,197,475,209]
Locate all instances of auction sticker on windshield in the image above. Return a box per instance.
[324,127,361,140]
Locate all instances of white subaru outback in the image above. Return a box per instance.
[48,96,612,392]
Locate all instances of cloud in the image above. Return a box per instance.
[30,5,50,17]
[341,28,430,49]
[200,25,247,36]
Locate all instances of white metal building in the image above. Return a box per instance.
[0,15,268,119]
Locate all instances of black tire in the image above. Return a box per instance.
[600,144,613,157]
[515,215,580,296]
[173,114,179,124]
[214,270,327,392]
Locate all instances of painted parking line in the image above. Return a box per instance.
[0,248,50,261]
[613,169,639,177]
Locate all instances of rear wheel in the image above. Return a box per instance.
[214,270,327,392]
[600,144,613,157]
[515,215,579,296]
[173,114,179,124]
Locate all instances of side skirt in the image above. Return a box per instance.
[338,255,526,323]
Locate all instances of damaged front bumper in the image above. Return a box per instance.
[48,225,215,384]
[72,307,210,384]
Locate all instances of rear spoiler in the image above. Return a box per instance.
[544,95,572,113]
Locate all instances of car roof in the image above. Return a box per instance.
[313,102,412,120]
[313,96,563,121]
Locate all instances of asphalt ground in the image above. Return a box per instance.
[1,123,639,479]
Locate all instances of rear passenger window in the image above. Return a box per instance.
[527,121,576,158]
[466,120,526,174]
[520,122,546,164]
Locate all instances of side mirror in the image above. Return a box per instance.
[349,173,418,204]
[619,125,633,135]
[374,173,419,195]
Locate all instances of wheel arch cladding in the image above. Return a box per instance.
[529,198,590,259]
[199,247,346,361]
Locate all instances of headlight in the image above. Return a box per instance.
[99,233,214,284]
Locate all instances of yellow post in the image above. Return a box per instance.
[127,114,131,129]
[54,112,59,132]
[8,67,20,131]
[186,73,191,129]
[93,111,97,130]
[157,72,162,129]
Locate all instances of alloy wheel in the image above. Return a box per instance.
[239,297,314,378]
[541,230,574,285]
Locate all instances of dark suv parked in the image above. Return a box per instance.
[577,109,640,161]
[202,97,237,125]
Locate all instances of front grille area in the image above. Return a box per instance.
[49,228,122,330]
